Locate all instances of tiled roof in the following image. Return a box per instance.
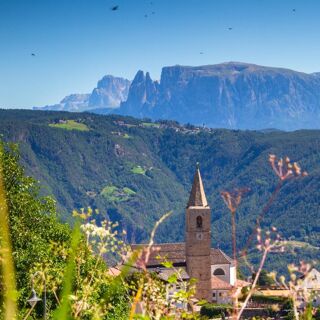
[211,275,232,290]
[131,244,234,268]
[236,279,251,288]
[211,277,251,290]
[131,243,186,267]
[107,267,122,276]
[210,249,234,265]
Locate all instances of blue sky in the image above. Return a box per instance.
[1,0,320,108]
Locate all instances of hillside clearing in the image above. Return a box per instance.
[49,120,89,131]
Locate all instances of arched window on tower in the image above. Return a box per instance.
[213,268,225,276]
[196,216,203,228]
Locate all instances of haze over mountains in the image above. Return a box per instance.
[35,75,131,113]
[35,62,320,130]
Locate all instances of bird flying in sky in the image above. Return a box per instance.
[111,5,119,11]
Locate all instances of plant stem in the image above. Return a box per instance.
[237,248,269,319]
[231,210,238,320]
[241,180,282,258]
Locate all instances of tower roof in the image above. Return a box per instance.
[187,164,209,207]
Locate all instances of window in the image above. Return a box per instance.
[213,268,225,276]
[196,216,203,228]
[212,292,216,297]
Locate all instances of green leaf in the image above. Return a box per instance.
[161,261,173,268]
[167,273,178,284]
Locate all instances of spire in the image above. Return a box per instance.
[187,163,208,207]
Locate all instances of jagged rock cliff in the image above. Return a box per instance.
[119,62,320,130]
[88,75,131,109]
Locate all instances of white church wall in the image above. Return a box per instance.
[230,266,236,286]
[211,264,230,284]
[212,290,232,304]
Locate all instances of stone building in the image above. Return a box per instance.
[132,165,249,303]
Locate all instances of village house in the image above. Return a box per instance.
[297,268,320,308]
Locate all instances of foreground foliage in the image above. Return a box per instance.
[0,142,129,319]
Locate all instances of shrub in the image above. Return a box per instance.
[251,294,289,304]
[200,303,232,318]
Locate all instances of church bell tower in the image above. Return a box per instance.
[186,164,212,301]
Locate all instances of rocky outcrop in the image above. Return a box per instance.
[119,71,158,116]
[88,75,130,109]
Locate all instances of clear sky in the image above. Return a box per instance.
[1,0,320,108]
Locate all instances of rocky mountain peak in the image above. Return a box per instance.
[89,75,131,109]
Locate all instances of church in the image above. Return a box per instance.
[132,165,249,304]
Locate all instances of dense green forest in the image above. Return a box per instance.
[1,109,319,273]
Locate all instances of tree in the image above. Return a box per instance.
[0,141,130,319]
[1,141,71,316]
[253,269,275,287]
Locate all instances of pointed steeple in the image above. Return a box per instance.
[187,163,208,207]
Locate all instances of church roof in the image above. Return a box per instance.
[211,275,233,290]
[130,244,234,268]
[210,249,234,265]
[131,243,186,267]
[211,276,251,290]
[187,164,209,207]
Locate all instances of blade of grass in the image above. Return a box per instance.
[53,221,81,320]
[0,147,17,319]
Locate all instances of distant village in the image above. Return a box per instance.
[113,118,216,135]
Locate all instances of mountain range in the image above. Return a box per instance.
[34,75,131,113]
[34,62,320,130]
[1,109,319,273]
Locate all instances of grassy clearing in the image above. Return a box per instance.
[131,165,147,175]
[142,122,160,128]
[100,185,136,202]
[284,240,319,250]
[123,187,136,195]
[49,120,89,131]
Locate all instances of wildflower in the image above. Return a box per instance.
[221,188,250,213]
[269,154,307,180]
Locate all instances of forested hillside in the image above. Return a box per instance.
[1,109,319,272]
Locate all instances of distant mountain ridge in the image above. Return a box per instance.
[35,62,320,130]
